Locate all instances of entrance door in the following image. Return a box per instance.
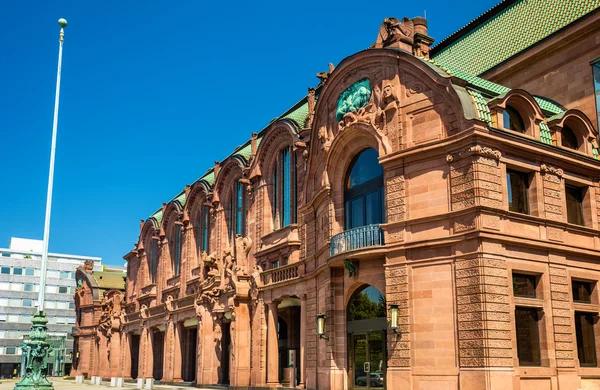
[130,334,140,379]
[351,332,385,390]
[153,331,164,381]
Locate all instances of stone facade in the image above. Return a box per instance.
[75,6,600,390]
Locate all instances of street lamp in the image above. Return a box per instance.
[316,314,328,340]
[389,304,399,332]
[15,18,68,390]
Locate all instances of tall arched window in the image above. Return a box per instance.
[195,205,210,255]
[170,224,182,275]
[345,148,384,229]
[503,106,525,133]
[273,147,297,229]
[146,236,158,284]
[227,182,246,242]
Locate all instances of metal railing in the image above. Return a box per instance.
[330,224,384,256]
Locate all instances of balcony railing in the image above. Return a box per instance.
[330,224,384,257]
[261,262,301,286]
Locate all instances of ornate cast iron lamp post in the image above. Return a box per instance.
[15,18,68,390]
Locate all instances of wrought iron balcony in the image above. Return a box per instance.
[330,224,384,257]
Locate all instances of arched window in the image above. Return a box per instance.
[503,106,525,133]
[195,205,210,256]
[146,236,158,284]
[227,182,246,242]
[561,125,579,150]
[273,147,297,229]
[345,148,384,229]
[170,224,182,275]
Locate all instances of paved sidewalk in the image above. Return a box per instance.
[0,378,214,390]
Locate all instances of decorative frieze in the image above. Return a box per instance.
[385,265,409,367]
[549,266,575,368]
[540,163,564,222]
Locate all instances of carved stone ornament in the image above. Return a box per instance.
[336,78,372,123]
[540,163,564,177]
[318,126,331,152]
[446,145,502,162]
[371,17,414,49]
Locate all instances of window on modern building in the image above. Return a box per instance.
[60,271,70,279]
[593,61,600,128]
[20,315,31,324]
[47,270,59,279]
[575,312,597,367]
[45,301,56,309]
[69,302,75,309]
[7,315,18,323]
[573,280,593,303]
[23,284,33,292]
[513,273,537,298]
[12,268,22,275]
[22,299,33,307]
[562,126,579,150]
[272,147,297,230]
[515,307,542,366]
[0,299,7,308]
[5,347,16,355]
[46,285,58,294]
[503,106,526,133]
[8,299,19,308]
[566,184,585,226]
[57,301,68,309]
[25,268,34,276]
[0,282,8,290]
[345,148,384,229]
[171,224,182,276]
[10,283,21,292]
[1,267,10,274]
[58,286,68,294]
[507,169,530,214]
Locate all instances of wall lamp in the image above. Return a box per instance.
[316,314,329,340]
[389,304,399,333]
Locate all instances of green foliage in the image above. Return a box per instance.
[347,290,386,321]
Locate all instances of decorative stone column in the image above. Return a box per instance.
[266,302,279,386]
[173,322,183,382]
[299,294,307,386]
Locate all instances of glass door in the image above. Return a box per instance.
[351,332,385,389]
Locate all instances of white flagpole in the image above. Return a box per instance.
[38,18,67,312]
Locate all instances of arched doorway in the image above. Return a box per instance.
[347,285,386,390]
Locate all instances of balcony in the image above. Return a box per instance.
[261,262,303,286]
[330,224,384,257]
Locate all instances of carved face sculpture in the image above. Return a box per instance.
[383,85,393,99]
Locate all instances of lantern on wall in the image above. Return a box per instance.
[389,304,399,332]
[316,314,329,340]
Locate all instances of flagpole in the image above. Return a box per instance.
[38,18,67,313]
[16,18,67,390]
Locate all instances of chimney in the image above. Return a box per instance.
[412,17,434,58]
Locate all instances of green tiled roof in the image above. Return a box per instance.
[534,96,565,116]
[431,0,600,75]
[151,209,163,224]
[468,89,493,125]
[283,101,310,128]
[539,122,553,145]
[199,170,214,186]
[174,191,186,207]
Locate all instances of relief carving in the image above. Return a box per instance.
[540,164,564,177]
[371,17,414,49]
[447,145,501,162]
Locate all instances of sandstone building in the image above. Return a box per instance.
[73,1,600,389]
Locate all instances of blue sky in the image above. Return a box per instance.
[1,0,499,265]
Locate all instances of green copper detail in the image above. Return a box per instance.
[336,78,371,122]
[15,312,54,389]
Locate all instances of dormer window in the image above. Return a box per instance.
[503,106,525,133]
[561,125,579,150]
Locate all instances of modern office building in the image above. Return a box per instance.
[76,1,600,389]
[0,238,102,378]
